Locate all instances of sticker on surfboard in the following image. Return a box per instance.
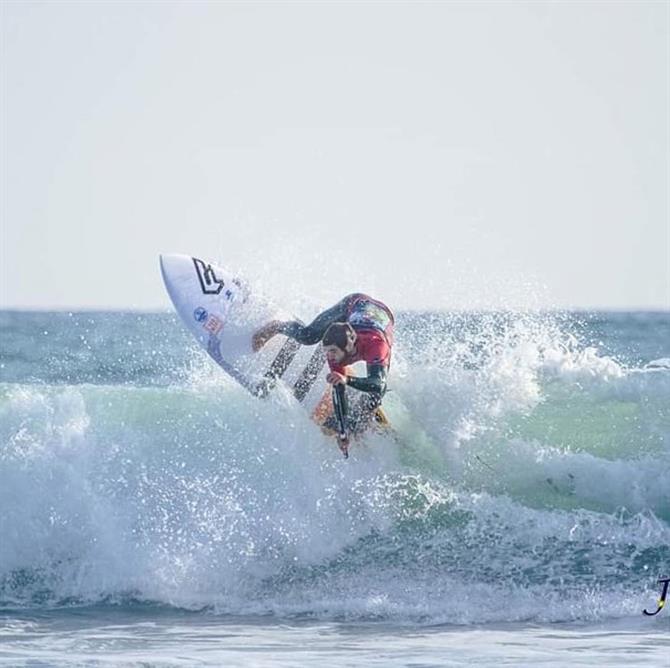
[160,254,328,411]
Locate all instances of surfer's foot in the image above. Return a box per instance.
[252,320,283,352]
[337,436,349,458]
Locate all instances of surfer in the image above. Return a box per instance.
[252,294,394,447]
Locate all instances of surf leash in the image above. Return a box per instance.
[475,455,575,495]
[474,454,497,472]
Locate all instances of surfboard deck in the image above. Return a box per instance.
[160,254,329,414]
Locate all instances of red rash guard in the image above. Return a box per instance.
[278,293,394,396]
[329,328,391,375]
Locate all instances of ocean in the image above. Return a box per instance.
[1,309,669,666]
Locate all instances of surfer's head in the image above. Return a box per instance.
[323,322,356,363]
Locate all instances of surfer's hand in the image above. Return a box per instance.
[337,435,350,458]
[327,372,347,386]
[252,320,282,352]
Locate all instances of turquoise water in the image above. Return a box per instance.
[1,310,669,665]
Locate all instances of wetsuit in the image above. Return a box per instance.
[278,294,394,432]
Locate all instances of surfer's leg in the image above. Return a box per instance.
[287,296,353,345]
[254,295,355,350]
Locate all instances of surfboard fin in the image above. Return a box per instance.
[373,407,390,426]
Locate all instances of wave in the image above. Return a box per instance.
[1,312,668,623]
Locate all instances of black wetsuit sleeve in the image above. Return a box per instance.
[347,364,387,396]
[277,295,354,345]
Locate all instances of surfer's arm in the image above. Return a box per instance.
[278,296,353,345]
[346,364,387,395]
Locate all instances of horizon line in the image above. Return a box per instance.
[1,305,668,315]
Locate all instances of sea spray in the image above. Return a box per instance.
[1,310,668,623]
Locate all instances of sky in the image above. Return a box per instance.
[1,1,668,312]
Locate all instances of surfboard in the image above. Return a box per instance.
[160,254,328,413]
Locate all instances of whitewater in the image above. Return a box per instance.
[1,309,669,666]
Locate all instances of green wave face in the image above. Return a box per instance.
[0,310,668,622]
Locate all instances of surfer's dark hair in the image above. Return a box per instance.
[322,322,355,350]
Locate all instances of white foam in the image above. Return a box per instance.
[1,311,667,623]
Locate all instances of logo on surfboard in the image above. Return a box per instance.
[193,307,208,322]
[193,258,225,295]
[203,314,224,335]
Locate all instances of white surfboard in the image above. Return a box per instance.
[160,254,329,413]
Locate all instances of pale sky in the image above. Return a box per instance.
[1,1,668,312]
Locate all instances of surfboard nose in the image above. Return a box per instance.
[159,253,190,277]
[160,253,187,267]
